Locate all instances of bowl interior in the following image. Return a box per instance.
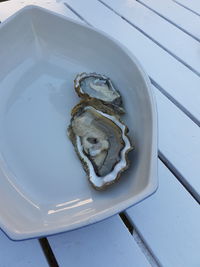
[0,7,157,239]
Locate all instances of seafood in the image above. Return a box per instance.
[68,99,133,190]
[74,72,125,114]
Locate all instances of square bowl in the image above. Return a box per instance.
[0,6,157,240]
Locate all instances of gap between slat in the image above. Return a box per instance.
[136,0,200,42]
[39,238,59,267]
[158,152,200,203]
[98,0,200,77]
[173,0,200,17]
[119,212,134,234]
[151,78,200,127]
[63,2,91,25]
[132,228,160,267]
[119,213,160,267]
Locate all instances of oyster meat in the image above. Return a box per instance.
[68,100,133,190]
[74,72,124,114]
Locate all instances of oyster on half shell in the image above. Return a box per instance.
[74,73,125,114]
[68,100,133,190]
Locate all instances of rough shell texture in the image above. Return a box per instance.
[74,72,125,114]
[68,100,133,190]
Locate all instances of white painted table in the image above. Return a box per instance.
[0,0,200,266]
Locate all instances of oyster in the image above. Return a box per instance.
[74,72,124,114]
[68,100,133,190]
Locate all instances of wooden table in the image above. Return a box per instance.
[0,0,199,266]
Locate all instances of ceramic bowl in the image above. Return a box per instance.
[0,6,157,240]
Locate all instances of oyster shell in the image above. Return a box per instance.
[68,100,133,190]
[74,72,124,114]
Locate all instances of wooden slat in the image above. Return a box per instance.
[101,0,200,75]
[0,0,79,21]
[64,0,200,127]
[138,0,200,41]
[48,216,151,267]
[63,0,200,199]
[155,87,200,200]
[174,0,200,16]
[126,160,200,267]
[0,231,48,266]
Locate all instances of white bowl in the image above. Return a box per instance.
[0,6,157,240]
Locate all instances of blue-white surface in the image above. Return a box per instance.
[0,0,199,266]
